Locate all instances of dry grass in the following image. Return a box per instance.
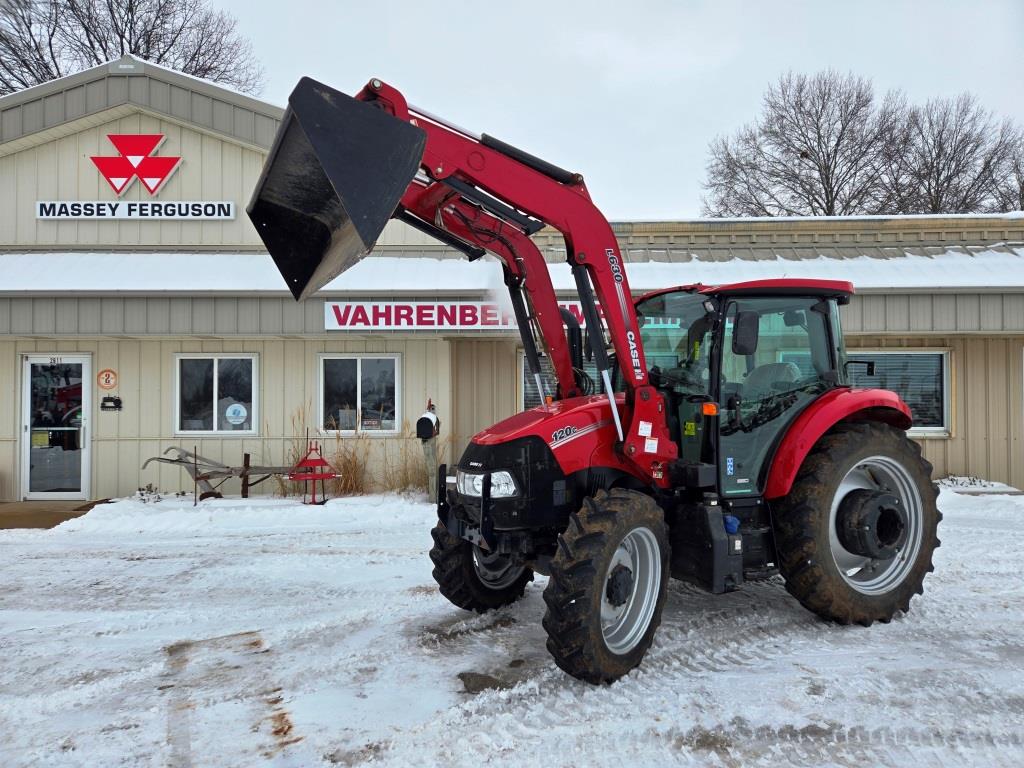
[327,432,370,496]
[263,411,456,498]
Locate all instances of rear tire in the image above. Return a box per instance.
[542,489,669,684]
[773,421,940,626]
[429,523,533,612]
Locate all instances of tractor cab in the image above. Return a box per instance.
[633,279,852,498]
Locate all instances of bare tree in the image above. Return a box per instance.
[893,95,1020,214]
[702,71,907,217]
[0,0,263,96]
[992,141,1024,212]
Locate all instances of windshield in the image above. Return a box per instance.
[633,290,714,398]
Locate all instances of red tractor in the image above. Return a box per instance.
[249,78,940,683]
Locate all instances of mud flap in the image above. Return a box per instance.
[247,77,427,299]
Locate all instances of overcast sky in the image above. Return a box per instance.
[224,0,1024,220]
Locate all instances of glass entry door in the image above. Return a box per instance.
[22,355,91,499]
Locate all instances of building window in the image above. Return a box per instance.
[847,350,950,435]
[176,355,257,434]
[320,355,400,433]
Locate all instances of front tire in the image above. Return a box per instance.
[542,489,669,684]
[773,421,940,625]
[429,523,533,612]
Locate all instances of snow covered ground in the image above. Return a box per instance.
[1,490,1022,767]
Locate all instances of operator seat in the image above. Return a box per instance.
[742,362,800,401]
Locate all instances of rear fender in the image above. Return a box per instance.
[763,388,913,500]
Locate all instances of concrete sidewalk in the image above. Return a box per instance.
[0,500,107,529]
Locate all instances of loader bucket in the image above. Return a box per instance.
[247,77,427,300]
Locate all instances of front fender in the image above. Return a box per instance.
[763,388,912,500]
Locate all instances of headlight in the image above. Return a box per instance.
[456,469,519,498]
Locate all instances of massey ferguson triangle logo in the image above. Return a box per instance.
[90,134,181,196]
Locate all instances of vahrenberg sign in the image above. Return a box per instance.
[36,201,234,220]
[325,301,588,331]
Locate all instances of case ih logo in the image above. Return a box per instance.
[91,134,181,196]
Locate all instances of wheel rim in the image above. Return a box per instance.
[828,455,924,595]
[600,526,661,655]
[472,547,525,590]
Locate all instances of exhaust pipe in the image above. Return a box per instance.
[247,77,427,300]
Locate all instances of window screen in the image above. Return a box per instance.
[848,352,947,430]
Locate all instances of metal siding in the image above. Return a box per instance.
[980,295,1003,331]
[0,107,19,142]
[191,93,213,127]
[192,298,215,333]
[1004,295,1024,329]
[213,100,233,134]
[128,75,148,104]
[169,298,191,334]
[932,296,957,332]
[146,298,171,333]
[0,299,9,333]
[22,100,42,134]
[451,339,518,460]
[100,298,123,333]
[956,294,981,331]
[65,85,85,119]
[43,94,63,127]
[55,299,78,333]
[10,299,31,333]
[1,113,269,247]
[254,114,276,147]
[908,295,933,332]
[233,106,254,142]
[31,298,55,332]
[169,85,189,119]
[214,297,237,333]
[885,295,909,331]
[237,298,259,333]
[124,298,148,333]
[107,76,128,104]
[150,79,170,113]
[85,80,105,112]
[259,298,283,334]
[77,298,101,333]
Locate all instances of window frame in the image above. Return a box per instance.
[174,353,259,437]
[318,353,402,436]
[847,348,952,438]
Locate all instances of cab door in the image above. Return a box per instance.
[718,297,836,497]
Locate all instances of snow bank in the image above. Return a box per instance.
[55,493,433,535]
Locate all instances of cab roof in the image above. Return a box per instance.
[636,278,854,305]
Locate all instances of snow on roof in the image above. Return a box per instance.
[613,211,1024,225]
[1,245,1023,295]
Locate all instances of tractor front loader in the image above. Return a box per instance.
[248,77,940,684]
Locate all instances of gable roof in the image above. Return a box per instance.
[0,55,283,157]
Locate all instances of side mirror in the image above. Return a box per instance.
[732,311,760,356]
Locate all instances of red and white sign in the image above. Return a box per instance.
[35,133,235,220]
[91,134,181,196]
[97,368,118,390]
[325,301,588,331]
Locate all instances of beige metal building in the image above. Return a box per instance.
[1,56,1022,501]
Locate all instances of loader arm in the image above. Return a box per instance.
[362,80,676,482]
[398,180,580,401]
